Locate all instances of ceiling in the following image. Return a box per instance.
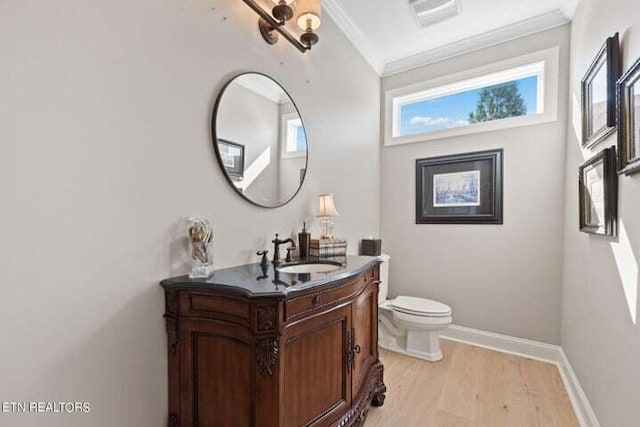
[323,0,580,76]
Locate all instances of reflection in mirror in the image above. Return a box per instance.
[589,58,608,135]
[213,73,308,208]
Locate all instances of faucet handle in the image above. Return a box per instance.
[285,247,294,263]
[256,250,269,268]
[272,233,279,243]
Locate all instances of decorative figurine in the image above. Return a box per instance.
[187,217,214,278]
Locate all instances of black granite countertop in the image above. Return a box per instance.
[160,255,381,298]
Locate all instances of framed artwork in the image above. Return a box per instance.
[616,56,640,175]
[218,139,245,180]
[579,146,617,236]
[581,33,621,148]
[416,149,503,224]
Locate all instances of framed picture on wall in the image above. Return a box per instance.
[217,139,245,180]
[416,149,503,224]
[581,33,621,148]
[616,56,640,175]
[578,146,617,236]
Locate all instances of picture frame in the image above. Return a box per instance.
[416,149,503,224]
[581,33,621,148]
[616,56,640,175]
[217,139,245,180]
[578,146,617,236]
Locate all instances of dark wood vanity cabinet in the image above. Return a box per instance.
[161,261,385,427]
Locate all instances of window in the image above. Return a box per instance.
[281,113,307,158]
[385,47,559,146]
[396,65,542,137]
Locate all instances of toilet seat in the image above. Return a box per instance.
[391,296,451,317]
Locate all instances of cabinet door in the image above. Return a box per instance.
[282,305,351,427]
[179,319,253,427]
[351,282,378,399]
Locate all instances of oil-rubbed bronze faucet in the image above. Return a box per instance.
[272,233,296,265]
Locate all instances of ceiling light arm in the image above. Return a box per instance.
[242,0,310,53]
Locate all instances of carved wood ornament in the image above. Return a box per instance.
[255,337,279,377]
[256,304,277,331]
[164,290,179,356]
[165,316,178,356]
[166,290,178,314]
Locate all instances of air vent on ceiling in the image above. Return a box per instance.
[410,0,461,28]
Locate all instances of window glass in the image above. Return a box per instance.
[286,119,307,153]
[390,57,549,141]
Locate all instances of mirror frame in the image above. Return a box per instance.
[211,72,309,209]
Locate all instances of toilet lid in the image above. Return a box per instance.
[392,296,451,317]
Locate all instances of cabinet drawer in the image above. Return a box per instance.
[285,272,373,321]
[181,293,250,324]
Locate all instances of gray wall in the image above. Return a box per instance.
[0,0,380,425]
[380,26,571,344]
[561,0,640,425]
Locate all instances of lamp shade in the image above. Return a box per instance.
[317,193,339,217]
[296,0,322,31]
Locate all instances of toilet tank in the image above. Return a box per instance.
[377,254,390,302]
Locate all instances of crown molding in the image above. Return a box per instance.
[382,9,569,76]
[322,0,385,75]
[235,75,289,104]
[560,0,582,19]
[323,2,573,78]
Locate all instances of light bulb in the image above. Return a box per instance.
[296,0,322,31]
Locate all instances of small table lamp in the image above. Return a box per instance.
[317,193,339,240]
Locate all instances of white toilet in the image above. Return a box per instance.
[377,254,452,362]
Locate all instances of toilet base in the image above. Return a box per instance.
[378,316,446,362]
[377,301,451,363]
[406,329,444,361]
[378,332,444,362]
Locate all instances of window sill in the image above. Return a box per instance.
[281,151,306,159]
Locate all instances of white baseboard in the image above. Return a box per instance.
[437,324,600,427]
[440,324,561,363]
[557,348,602,427]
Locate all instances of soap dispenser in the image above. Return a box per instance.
[298,222,311,259]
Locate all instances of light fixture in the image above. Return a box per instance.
[242,0,322,52]
[410,0,460,28]
[316,193,339,240]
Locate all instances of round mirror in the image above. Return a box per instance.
[212,73,308,208]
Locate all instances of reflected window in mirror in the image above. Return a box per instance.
[281,112,307,158]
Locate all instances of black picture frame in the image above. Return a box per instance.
[416,149,503,224]
[578,146,617,236]
[616,56,640,175]
[581,33,621,148]
[217,139,245,180]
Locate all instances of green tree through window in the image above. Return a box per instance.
[468,81,527,123]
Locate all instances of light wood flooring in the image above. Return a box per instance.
[367,340,579,427]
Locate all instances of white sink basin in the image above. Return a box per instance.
[277,263,341,274]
